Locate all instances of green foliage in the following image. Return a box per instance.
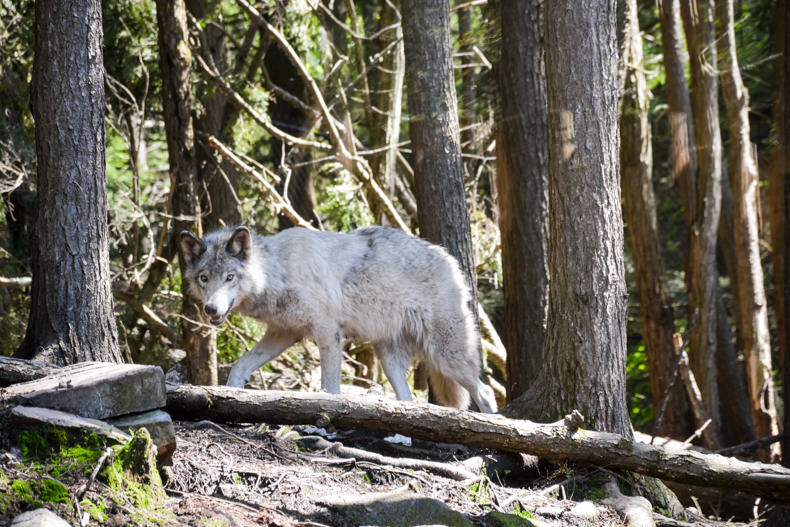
[315,170,374,231]
[626,343,655,432]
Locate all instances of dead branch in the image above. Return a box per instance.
[294,435,477,481]
[207,135,318,230]
[166,385,790,505]
[0,276,31,288]
[113,290,180,343]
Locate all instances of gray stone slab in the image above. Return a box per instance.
[108,410,177,466]
[2,362,166,419]
[11,406,131,443]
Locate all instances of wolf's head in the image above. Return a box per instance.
[179,226,259,326]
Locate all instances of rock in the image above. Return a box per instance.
[568,500,600,520]
[107,410,177,466]
[2,362,166,419]
[10,508,70,527]
[11,406,131,444]
[319,489,474,527]
[481,511,539,527]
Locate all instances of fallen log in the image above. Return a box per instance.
[0,356,58,387]
[166,385,790,504]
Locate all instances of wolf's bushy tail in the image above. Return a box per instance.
[427,365,470,410]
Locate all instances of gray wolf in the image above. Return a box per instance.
[179,225,497,413]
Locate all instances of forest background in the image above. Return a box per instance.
[0,0,788,465]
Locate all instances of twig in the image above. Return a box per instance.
[716,434,783,457]
[77,447,116,500]
[207,136,318,230]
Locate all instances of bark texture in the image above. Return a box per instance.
[505,0,630,438]
[494,0,549,401]
[156,0,217,386]
[402,0,477,303]
[715,0,778,457]
[620,0,688,440]
[166,385,790,504]
[16,0,122,365]
[679,0,723,449]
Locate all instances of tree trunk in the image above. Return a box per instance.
[715,0,778,458]
[505,0,631,439]
[678,0,724,450]
[620,0,688,440]
[779,0,790,466]
[188,0,243,231]
[16,0,122,365]
[156,0,216,386]
[658,0,698,225]
[493,0,549,402]
[166,385,790,505]
[368,0,404,226]
[401,0,478,306]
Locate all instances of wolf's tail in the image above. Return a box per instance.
[427,365,470,410]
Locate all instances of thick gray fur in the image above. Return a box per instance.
[180,225,497,413]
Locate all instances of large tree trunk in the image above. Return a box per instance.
[156,0,216,386]
[401,0,478,305]
[505,0,631,439]
[678,0,724,450]
[715,0,778,459]
[493,0,549,402]
[620,0,687,440]
[16,0,122,365]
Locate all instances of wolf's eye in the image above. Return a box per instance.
[199,275,208,283]
[226,274,234,282]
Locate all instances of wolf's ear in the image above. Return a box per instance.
[180,231,206,266]
[226,226,252,260]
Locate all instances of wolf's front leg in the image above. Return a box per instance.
[315,329,343,394]
[227,328,299,388]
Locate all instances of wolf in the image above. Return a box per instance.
[179,225,497,413]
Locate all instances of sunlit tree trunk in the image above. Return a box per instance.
[505,0,631,439]
[493,0,548,402]
[16,0,122,365]
[715,0,778,458]
[678,0,724,449]
[156,0,217,385]
[620,0,686,440]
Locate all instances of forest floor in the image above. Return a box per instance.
[0,413,774,527]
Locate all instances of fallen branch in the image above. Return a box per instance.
[294,435,477,481]
[166,385,790,504]
[0,276,31,288]
[0,357,58,387]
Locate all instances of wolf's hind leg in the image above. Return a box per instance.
[376,342,414,402]
[227,328,299,387]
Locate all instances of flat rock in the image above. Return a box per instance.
[10,508,70,527]
[108,410,177,466]
[2,362,166,419]
[11,406,131,443]
[319,489,473,527]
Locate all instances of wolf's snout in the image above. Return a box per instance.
[204,304,218,316]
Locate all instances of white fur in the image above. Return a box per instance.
[180,226,497,413]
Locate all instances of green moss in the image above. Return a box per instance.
[80,498,108,523]
[10,478,67,508]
